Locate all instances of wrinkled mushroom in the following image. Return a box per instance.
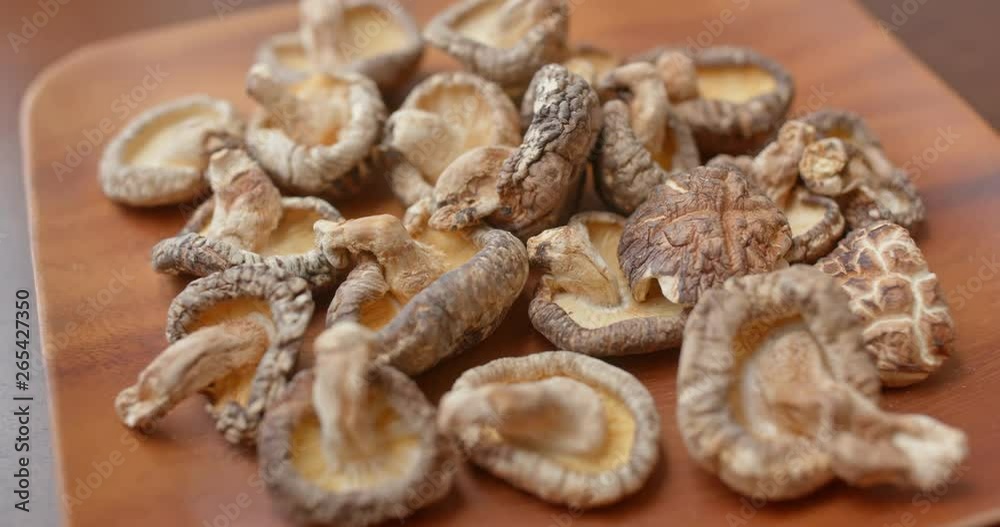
[152,149,347,287]
[634,46,794,157]
[528,212,689,355]
[562,43,621,86]
[438,351,660,508]
[708,120,846,263]
[256,0,424,93]
[115,265,313,445]
[425,0,569,96]
[816,222,955,386]
[246,65,386,198]
[592,62,700,214]
[380,72,521,206]
[800,109,925,231]
[679,265,967,500]
[99,95,244,206]
[319,201,528,374]
[259,322,456,526]
[619,166,793,306]
[429,64,602,240]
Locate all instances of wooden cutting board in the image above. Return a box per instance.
[21,1,1000,525]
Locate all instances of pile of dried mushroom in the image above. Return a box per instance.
[103,0,966,523]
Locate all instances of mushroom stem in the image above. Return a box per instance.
[315,216,448,303]
[115,313,274,430]
[599,63,669,158]
[799,137,875,197]
[655,51,699,102]
[527,223,621,306]
[439,377,608,456]
[247,65,341,146]
[312,322,383,469]
[300,0,348,69]
[202,149,283,252]
[748,120,816,206]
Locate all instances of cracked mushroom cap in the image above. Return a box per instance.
[816,222,955,386]
[619,166,793,306]
[634,46,794,157]
[115,264,314,445]
[320,202,528,374]
[561,43,622,86]
[99,95,245,206]
[592,62,700,214]
[708,120,846,263]
[429,64,602,240]
[679,265,968,500]
[438,351,660,508]
[381,72,522,206]
[255,0,424,93]
[425,0,570,96]
[528,212,689,356]
[151,149,347,288]
[258,322,456,526]
[246,65,386,198]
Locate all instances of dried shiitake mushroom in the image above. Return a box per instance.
[679,265,967,500]
[256,0,424,93]
[562,43,621,86]
[816,222,955,386]
[429,64,602,239]
[709,120,845,263]
[259,322,456,526]
[425,0,569,96]
[245,65,386,198]
[381,72,521,206]
[152,149,347,287]
[528,212,689,355]
[634,46,794,157]
[800,109,925,231]
[593,62,700,214]
[439,351,660,508]
[319,202,528,374]
[619,166,793,306]
[99,95,244,206]
[116,264,313,445]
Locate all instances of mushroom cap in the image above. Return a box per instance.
[425,0,570,96]
[816,222,955,386]
[99,95,244,206]
[440,351,661,508]
[593,89,700,214]
[258,366,455,526]
[151,196,347,288]
[678,265,880,500]
[327,215,529,374]
[801,108,883,148]
[246,70,387,198]
[255,0,425,93]
[380,72,522,206]
[633,46,794,157]
[528,212,689,355]
[619,166,793,306]
[783,188,846,264]
[562,43,622,86]
[167,264,314,444]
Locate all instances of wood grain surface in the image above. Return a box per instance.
[21,1,1000,526]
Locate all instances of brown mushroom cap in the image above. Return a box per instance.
[246,66,387,198]
[381,72,522,206]
[115,264,313,445]
[633,46,794,158]
[99,95,244,206]
[430,64,601,240]
[151,150,347,287]
[592,63,700,214]
[425,0,570,96]
[816,222,955,386]
[528,212,689,355]
[619,166,793,306]
[321,204,528,374]
[782,188,846,264]
[800,109,925,231]
[438,351,660,508]
[255,0,424,93]
[679,265,967,500]
[259,323,455,526]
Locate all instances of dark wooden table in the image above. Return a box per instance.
[2,1,998,526]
